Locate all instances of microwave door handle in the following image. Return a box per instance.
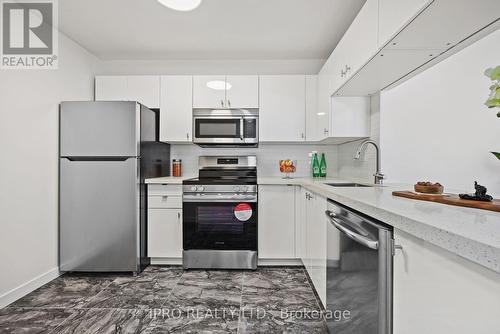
[240,117,244,141]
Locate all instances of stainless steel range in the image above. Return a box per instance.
[182,156,258,269]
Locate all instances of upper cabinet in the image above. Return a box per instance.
[378,0,433,49]
[160,76,193,143]
[193,75,226,109]
[95,75,160,108]
[192,75,258,109]
[259,75,306,142]
[329,0,500,96]
[225,75,259,108]
[331,0,379,93]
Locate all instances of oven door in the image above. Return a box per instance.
[183,194,258,251]
[193,116,243,144]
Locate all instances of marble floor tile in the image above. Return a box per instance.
[52,308,153,334]
[9,275,115,309]
[144,314,239,334]
[243,268,309,291]
[0,307,75,334]
[238,311,328,334]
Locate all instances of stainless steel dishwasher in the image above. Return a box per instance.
[325,199,393,334]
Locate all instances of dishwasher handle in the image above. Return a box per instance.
[325,210,379,250]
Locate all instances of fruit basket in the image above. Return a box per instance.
[279,160,297,179]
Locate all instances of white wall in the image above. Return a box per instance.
[170,144,338,178]
[97,59,324,75]
[381,29,500,197]
[0,34,101,308]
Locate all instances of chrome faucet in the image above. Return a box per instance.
[354,139,385,185]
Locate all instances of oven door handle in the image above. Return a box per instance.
[183,194,257,203]
[240,117,244,141]
[325,210,379,250]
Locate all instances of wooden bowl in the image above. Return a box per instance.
[414,184,444,194]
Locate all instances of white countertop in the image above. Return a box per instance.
[145,176,193,184]
[259,176,500,274]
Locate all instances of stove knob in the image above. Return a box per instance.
[190,186,197,192]
[234,186,240,192]
[198,186,205,192]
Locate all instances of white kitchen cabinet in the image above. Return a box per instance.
[331,0,379,93]
[258,185,296,259]
[147,184,183,260]
[295,186,307,259]
[306,191,327,306]
[393,229,500,333]
[305,75,322,142]
[259,75,306,142]
[160,76,193,143]
[225,75,259,108]
[147,209,182,258]
[378,0,432,48]
[95,76,160,108]
[193,75,226,108]
[330,96,370,138]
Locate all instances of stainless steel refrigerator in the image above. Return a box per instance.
[59,101,170,274]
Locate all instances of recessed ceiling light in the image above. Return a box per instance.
[157,0,202,11]
[207,80,232,90]
[317,112,326,116]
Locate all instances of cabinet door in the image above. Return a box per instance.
[193,75,226,108]
[305,75,319,142]
[259,75,306,142]
[295,186,306,259]
[308,192,327,306]
[160,76,193,142]
[225,75,259,108]
[393,229,500,333]
[378,0,432,48]
[95,76,128,101]
[258,185,296,259]
[148,209,182,258]
[127,76,160,108]
[332,0,379,92]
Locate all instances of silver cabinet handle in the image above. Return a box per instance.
[323,128,329,135]
[221,99,224,107]
[186,133,189,140]
[228,99,231,108]
[301,133,305,139]
[325,210,379,250]
[177,212,181,220]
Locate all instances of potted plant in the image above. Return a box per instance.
[485,66,500,160]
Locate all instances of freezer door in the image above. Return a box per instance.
[60,101,139,157]
[60,157,139,272]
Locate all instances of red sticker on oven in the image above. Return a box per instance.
[234,203,252,221]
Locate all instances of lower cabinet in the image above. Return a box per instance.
[258,185,296,259]
[303,190,327,307]
[147,184,183,260]
[147,208,182,258]
[393,229,500,334]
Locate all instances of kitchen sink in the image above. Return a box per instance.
[325,183,373,188]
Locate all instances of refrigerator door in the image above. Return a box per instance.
[60,157,139,272]
[60,101,139,157]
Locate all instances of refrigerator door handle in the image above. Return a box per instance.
[61,156,134,162]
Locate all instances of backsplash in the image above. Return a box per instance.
[170,144,338,178]
[336,93,380,182]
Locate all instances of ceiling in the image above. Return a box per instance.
[59,0,366,60]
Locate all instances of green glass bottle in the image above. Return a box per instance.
[319,153,327,178]
[312,153,320,178]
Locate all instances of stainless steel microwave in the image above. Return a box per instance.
[192,109,259,147]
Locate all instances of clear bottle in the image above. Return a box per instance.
[319,153,327,178]
[312,153,320,178]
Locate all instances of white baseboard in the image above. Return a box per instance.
[258,258,303,266]
[150,257,182,265]
[0,267,60,309]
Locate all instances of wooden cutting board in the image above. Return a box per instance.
[392,191,500,213]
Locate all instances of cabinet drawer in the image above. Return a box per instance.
[148,195,182,209]
[148,184,182,196]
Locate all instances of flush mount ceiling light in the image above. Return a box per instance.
[317,112,326,116]
[157,0,202,11]
[207,80,232,90]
